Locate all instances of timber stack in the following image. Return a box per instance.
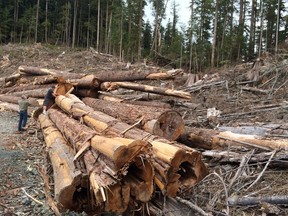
[0,65,209,214]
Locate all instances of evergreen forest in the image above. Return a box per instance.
[0,0,287,72]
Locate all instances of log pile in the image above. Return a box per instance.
[1,61,288,215]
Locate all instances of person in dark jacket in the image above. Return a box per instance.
[18,95,30,131]
[43,86,57,114]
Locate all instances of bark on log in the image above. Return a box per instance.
[48,108,154,203]
[94,69,182,82]
[82,97,184,141]
[98,93,171,108]
[0,95,40,107]
[0,84,52,94]
[4,73,21,83]
[215,131,288,150]
[38,114,83,210]
[66,75,100,88]
[228,195,288,206]
[55,94,208,197]
[101,82,192,99]
[18,65,84,79]
[10,88,49,98]
[33,76,58,85]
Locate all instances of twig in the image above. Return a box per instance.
[228,150,254,191]
[120,116,144,135]
[21,187,44,205]
[176,197,209,216]
[245,149,277,191]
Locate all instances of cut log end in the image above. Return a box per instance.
[151,110,185,141]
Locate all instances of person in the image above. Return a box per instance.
[18,95,30,132]
[43,86,57,114]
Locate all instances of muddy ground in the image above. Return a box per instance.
[0,44,287,215]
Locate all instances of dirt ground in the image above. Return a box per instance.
[0,44,288,215]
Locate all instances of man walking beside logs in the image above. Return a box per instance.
[18,95,29,132]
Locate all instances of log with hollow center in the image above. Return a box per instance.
[48,108,154,204]
[55,94,208,197]
[82,97,184,141]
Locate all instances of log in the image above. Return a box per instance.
[215,131,288,150]
[55,94,208,197]
[93,69,182,82]
[228,195,288,206]
[33,76,58,85]
[0,95,41,107]
[98,93,171,108]
[0,84,52,94]
[73,88,98,98]
[0,102,34,116]
[82,97,184,141]
[38,114,83,210]
[10,88,49,98]
[18,65,84,79]
[101,81,192,99]
[47,109,130,212]
[66,75,100,88]
[48,108,154,203]
[4,73,21,83]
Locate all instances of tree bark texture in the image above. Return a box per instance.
[101,81,192,99]
[82,97,184,141]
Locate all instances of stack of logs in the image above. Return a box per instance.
[0,66,208,214]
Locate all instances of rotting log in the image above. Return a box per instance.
[55,94,208,197]
[82,97,184,141]
[38,114,83,210]
[101,81,192,100]
[48,109,130,212]
[48,108,154,203]
[93,69,182,82]
[18,65,84,79]
[0,95,40,107]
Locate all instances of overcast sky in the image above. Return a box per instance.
[144,1,190,29]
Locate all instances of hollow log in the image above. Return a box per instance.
[94,69,182,82]
[82,97,184,141]
[38,114,83,210]
[55,94,208,197]
[0,95,40,107]
[48,108,154,203]
[101,82,192,99]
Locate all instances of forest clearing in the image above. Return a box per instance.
[0,43,287,216]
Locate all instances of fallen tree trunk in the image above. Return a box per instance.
[18,65,84,79]
[228,195,288,206]
[0,102,34,116]
[48,108,154,203]
[38,114,83,210]
[55,94,208,197]
[94,69,182,82]
[0,84,52,94]
[10,88,49,98]
[33,76,58,85]
[98,93,171,108]
[101,81,192,99]
[66,75,100,88]
[0,95,40,107]
[82,97,184,141]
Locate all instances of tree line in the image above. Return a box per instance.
[0,0,287,72]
